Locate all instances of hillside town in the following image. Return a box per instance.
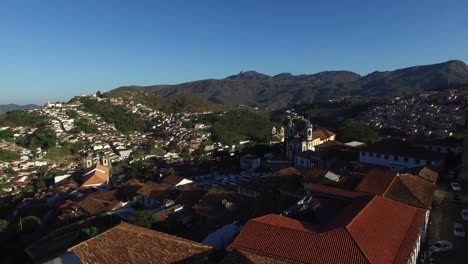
[361,90,467,138]
[0,93,466,264]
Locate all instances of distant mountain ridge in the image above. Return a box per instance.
[112,60,468,109]
[0,104,39,113]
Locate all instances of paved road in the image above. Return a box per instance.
[426,179,468,264]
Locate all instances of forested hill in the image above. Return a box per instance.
[112,60,468,109]
[104,88,223,113]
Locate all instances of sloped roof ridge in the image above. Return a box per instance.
[398,174,432,208]
[343,228,371,264]
[252,214,318,233]
[393,209,423,263]
[117,222,211,249]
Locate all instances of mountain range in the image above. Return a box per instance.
[116,60,468,109]
[0,104,39,114]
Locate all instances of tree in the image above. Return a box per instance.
[337,121,378,144]
[133,210,154,229]
[165,167,176,176]
[0,129,14,141]
[35,179,46,190]
[0,220,8,233]
[0,149,20,162]
[19,216,41,233]
[180,146,190,159]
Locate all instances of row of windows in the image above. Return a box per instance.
[361,151,432,165]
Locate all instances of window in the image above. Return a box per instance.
[370,153,374,157]
[426,160,431,166]
[384,155,389,160]
[393,155,398,161]
[415,159,420,164]
[404,157,409,162]
[377,154,381,158]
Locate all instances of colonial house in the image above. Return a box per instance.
[136,182,181,209]
[226,195,426,264]
[413,139,462,154]
[161,175,194,189]
[192,188,254,226]
[358,140,444,170]
[240,155,261,171]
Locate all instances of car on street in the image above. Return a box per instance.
[462,209,468,221]
[454,223,466,238]
[431,240,454,253]
[451,182,462,192]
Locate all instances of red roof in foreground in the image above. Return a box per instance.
[228,214,369,264]
[354,167,397,195]
[347,196,425,264]
[69,222,212,263]
[228,196,425,264]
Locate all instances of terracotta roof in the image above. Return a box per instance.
[161,174,186,187]
[192,188,254,221]
[228,214,369,264]
[221,249,295,264]
[346,196,426,264]
[384,174,435,209]
[312,129,336,141]
[77,190,122,216]
[69,222,212,263]
[354,167,397,195]
[81,163,109,187]
[136,182,182,200]
[175,189,208,207]
[307,183,368,199]
[416,166,439,184]
[229,196,425,264]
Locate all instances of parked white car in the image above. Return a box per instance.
[431,240,454,253]
[462,209,468,221]
[454,223,466,238]
[451,182,462,192]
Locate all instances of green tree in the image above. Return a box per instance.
[337,121,378,144]
[0,129,14,141]
[35,179,46,190]
[0,149,20,161]
[133,210,154,229]
[19,216,41,233]
[16,125,57,150]
[180,146,190,159]
[0,219,8,233]
[81,226,100,238]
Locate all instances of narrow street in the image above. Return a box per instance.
[426,179,468,264]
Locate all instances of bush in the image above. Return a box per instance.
[133,210,154,229]
[337,121,378,144]
[0,149,20,161]
[16,126,57,150]
[19,216,41,233]
[0,110,48,127]
[0,129,14,141]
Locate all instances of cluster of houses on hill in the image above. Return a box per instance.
[362,91,467,138]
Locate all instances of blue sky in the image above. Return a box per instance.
[1,0,467,104]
